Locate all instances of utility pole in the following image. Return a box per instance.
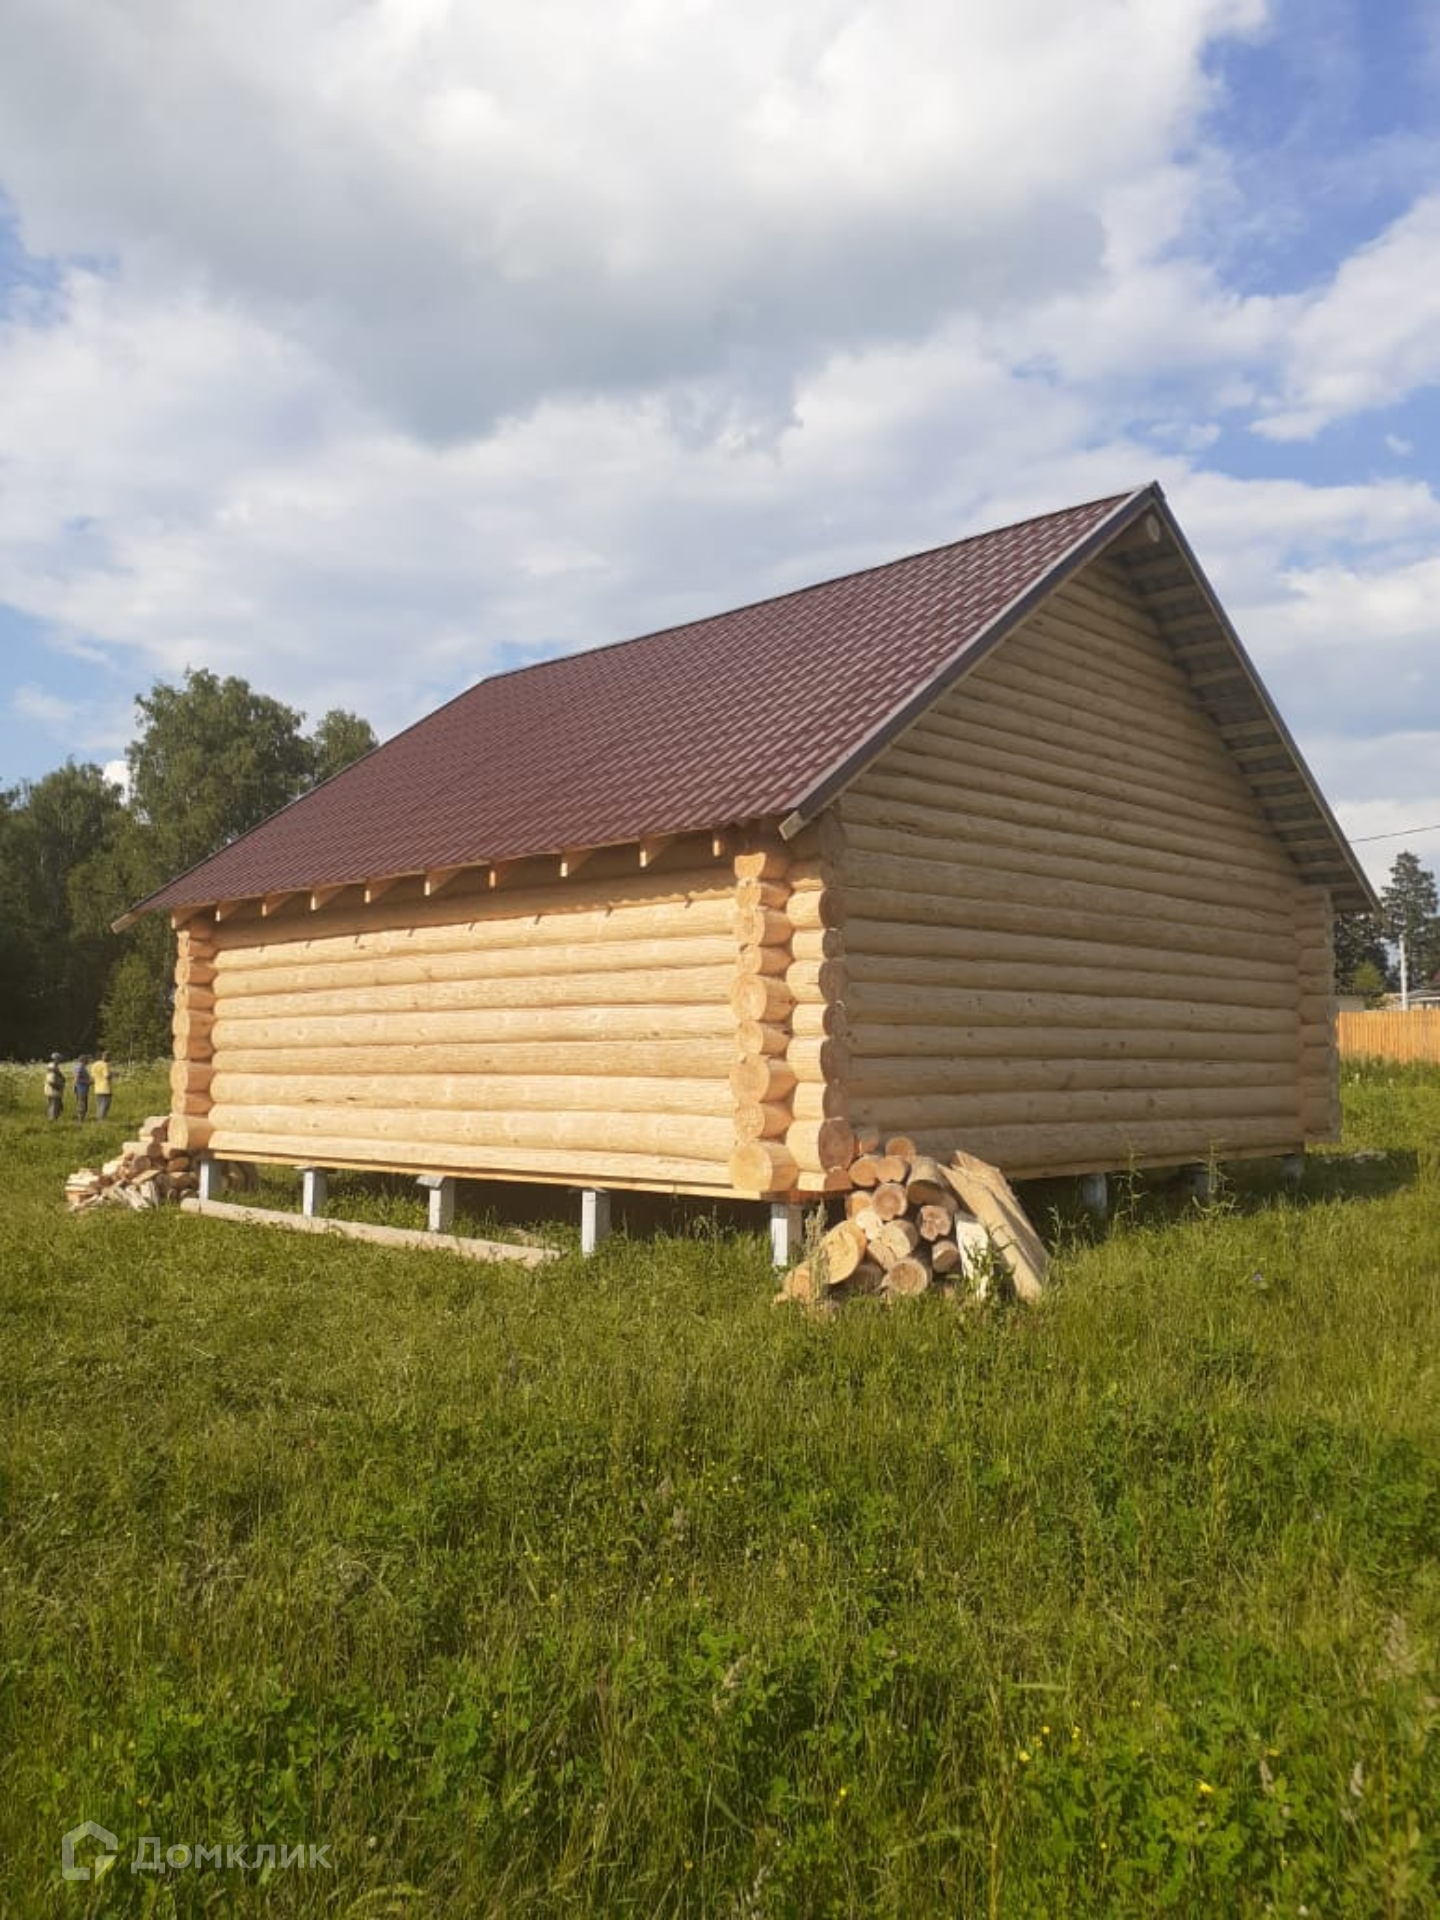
[1399,933,1409,1011]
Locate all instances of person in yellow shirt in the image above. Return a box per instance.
[91,1053,113,1121]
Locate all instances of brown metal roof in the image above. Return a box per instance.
[127,482,1375,919]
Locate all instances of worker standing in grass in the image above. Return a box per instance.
[44,1053,65,1121]
[74,1056,92,1123]
[91,1052,113,1121]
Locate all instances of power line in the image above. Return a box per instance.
[1350,822,1440,844]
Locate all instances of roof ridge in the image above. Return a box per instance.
[483,487,1142,691]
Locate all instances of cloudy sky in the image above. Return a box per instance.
[1,0,1437,889]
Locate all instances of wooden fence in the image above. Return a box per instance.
[1336,1008,1440,1065]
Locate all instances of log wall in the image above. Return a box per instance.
[833,557,1340,1176]
[186,841,746,1191]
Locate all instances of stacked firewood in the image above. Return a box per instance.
[777,1133,1047,1308]
[64,1116,200,1212]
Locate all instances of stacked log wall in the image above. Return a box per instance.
[194,845,740,1191]
[833,557,1336,1176]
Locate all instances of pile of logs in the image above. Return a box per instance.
[64,1116,200,1212]
[777,1135,1047,1308]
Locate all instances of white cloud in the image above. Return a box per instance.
[1253,192,1440,438]
[0,0,1265,436]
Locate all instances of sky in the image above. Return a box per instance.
[0,0,1437,894]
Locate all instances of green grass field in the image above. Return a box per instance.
[1,1062,1436,1916]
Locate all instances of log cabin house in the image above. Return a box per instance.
[121,482,1374,1225]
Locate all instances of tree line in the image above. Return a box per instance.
[0,670,376,1061]
[1337,850,1440,1003]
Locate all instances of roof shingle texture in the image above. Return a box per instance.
[140,492,1133,913]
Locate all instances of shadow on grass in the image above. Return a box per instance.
[1022,1146,1426,1250]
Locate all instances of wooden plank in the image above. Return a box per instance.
[180,1197,559,1266]
[941,1152,1046,1303]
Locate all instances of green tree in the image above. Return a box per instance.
[309,708,378,785]
[1380,849,1440,990]
[1332,909,1393,994]
[0,763,127,1056]
[98,670,377,1058]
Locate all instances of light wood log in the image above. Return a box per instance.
[735,907,794,948]
[214,928,742,1002]
[877,1217,920,1262]
[917,1202,956,1242]
[216,867,733,956]
[174,958,218,988]
[172,1015,214,1057]
[736,1020,790,1059]
[841,887,1297,974]
[731,1057,798,1103]
[902,708,1285,854]
[205,1129,732,1190]
[833,863,1294,948]
[786,1035,850,1084]
[207,1103,734,1159]
[849,1056,1290,1099]
[736,879,790,912]
[919,673,1277,825]
[845,1084,1301,1133]
[734,944,791,979]
[733,1101,792,1142]
[944,1151,1047,1302]
[180,1198,558,1265]
[791,1001,848,1040]
[215,1038,736,1080]
[874,1153,908,1185]
[844,949,1299,1011]
[906,1156,950,1206]
[930,1238,962,1275]
[849,1154,880,1188]
[818,1220,866,1284]
[210,1070,731,1118]
[871,1181,907,1221]
[213,1004,736,1052]
[783,1118,854,1174]
[785,888,846,931]
[853,1205,885,1242]
[170,1063,214,1096]
[830,1258,884,1298]
[789,926,845,963]
[845,1190,871,1221]
[844,982,1297,1035]
[729,1140,800,1193]
[842,796,1294,916]
[730,975,796,1023]
[167,1116,213,1151]
[848,1022,1299,1065]
[733,848,788,881]
[785,958,846,1004]
[217,963,737,1024]
[871,745,1293,883]
[790,1081,851,1122]
[794,1168,854,1194]
[884,1252,932,1297]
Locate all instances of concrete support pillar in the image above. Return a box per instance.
[300,1166,329,1217]
[197,1155,223,1202]
[1180,1162,1214,1204]
[1079,1171,1109,1221]
[581,1188,612,1257]
[769,1202,804,1269]
[418,1175,455,1233]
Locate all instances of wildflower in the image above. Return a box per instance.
[1197,1780,1214,1796]
[1041,1725,1050,1737]
[1018,1749,1031,1765]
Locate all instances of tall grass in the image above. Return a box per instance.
[0,1064,1435,1915]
